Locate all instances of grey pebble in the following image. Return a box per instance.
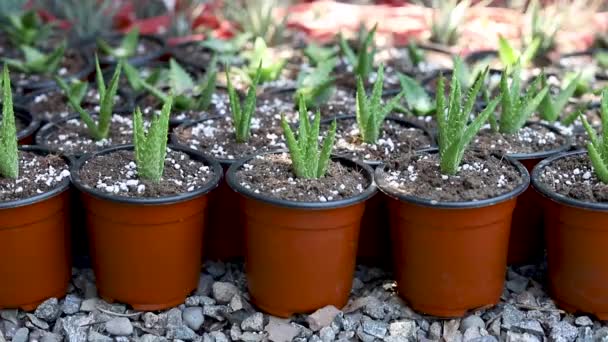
[182,307,205,331]
[35,298,60,322]
[105,317,133,336]
[12,328,28,342]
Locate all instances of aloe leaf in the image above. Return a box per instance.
[498,35,518,66]
[398,74,434,115]
[169,59,195,95]
[588,142,608,183]
[119,28,139,58]
[317,119,336,178]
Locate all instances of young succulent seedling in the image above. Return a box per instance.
[496,64,549,134]
[243,37,286,83]
[523,0,561,57]
[97,28,140,59]
[133,97,173,183]
[580,89,608,183]
[1,10,54,47]
[0,65,19,179]
[126,58,217,112]
[226,64,262,143]
[2,42,65,74]
[397,73,434,116]
[304,43,338,66]
[223,0,288,46]
[294,58,337,109]
[55,56,122,141]
[200,33,251,65]
[356,64,404,144]
[430,0,473,46]
[281,96,337,179]
[339,23,377,80]
[498,35,541,68]
[436,69,501,175]
[538,72,580,122]
[407,41,425,68]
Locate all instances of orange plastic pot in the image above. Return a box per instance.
[506,129,570,265]
[71,145,222,311]
[375,152,529,317]
[226,153,377,317]
[532,151,608,319]
[0,146,71,311]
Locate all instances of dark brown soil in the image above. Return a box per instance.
[256,90,297,118]
[137,88,231,121]
[379,151,524,202]
[472,123,567,155]
[537,153,608,203]
[330,117,433,162]
[172,43,216,70]
[233,152,370,202]
[319,87,356,118]
[100,38,162,63]
[0,152,69,202]
[172,114,289,161]
[11,49,87,91]
[28,88,129,122]
[78,149,215,198]
[380,46,453,77]
[40,115,133,155]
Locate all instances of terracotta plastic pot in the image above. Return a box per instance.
[0,146,71,311]
[71,144,222,310]
[506,125,571,265]
[376,150,529,317]
[226,153,377,317]
[532,150,608,319]
[14,106,41,145]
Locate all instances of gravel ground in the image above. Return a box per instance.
[1,262,605,342]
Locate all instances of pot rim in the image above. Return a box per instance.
[225,151,377,210]
[14,105,41,142]
[531,150,608,211]
[375,148,530,209]
[320,114,437,167]
[70,144,223,205]
[0,145,71,210]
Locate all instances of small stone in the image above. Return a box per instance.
[167,325,197,341]
[206,261,226,278]
[87,331,113,342]
[212,282,239,303]
[62,294,82,315]
[463,327,482,340]
[550,321,578,341]
[362,297,386,320]
[62,314,93,342]
[105,317,133,336]
[26,313,50,330]
[506,331,541,342]
[185,296,200,307]
[80,298,98,312]
[210,331,229,342]
[443,320,462,342]
[574,316,593,327]
[230,295,245,311]
[198,296,216,306]
[12,328,29,342]
[506,270,529,294]
[139,334,169,342]
[512,320,544,337]
[242,312,264,332]
[595,327,608,341]
[502,304,525,328]
[265,317,299,342]
[0,310,18,324]
[469,337,498,342]
[319,326,335,342]
[230,324,242,340]
[182,307,204,331]
[35,298,60,322]
[578,326,593,341]
[389,320,417,340]
[167,308,183,327]
[361,317,388,339]
[460,315,485,332]
[40,332,62,342]
[307,306,341,331]
[143,312,159,329]
[429,322,442,340]
[197,274,214,296]
[203,305,227,321]
[240,331,265,342]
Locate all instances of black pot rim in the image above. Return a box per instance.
[320,114,437,167]
[225,151,377,209]
[97,33,166,67]
[18,49,95,92]
[35,110,134,158]
[375,148,530,209]
[531,150,608,211]
[14,105,40,142]
[0,145,71,210]
[70,144,223,205]
[502,122,573,161]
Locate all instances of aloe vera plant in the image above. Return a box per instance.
[226,64,262,143]
[242,37,286,83]
[97,28,140,59]
[498,35,541,67]
[580,90,608,183]
[1,10,54,47]
[127,58,217,112]
[133,97,173,183]
[430,0,471,46]
[2,42,65,74]
[223,0,288,46]
[339,24,377,80]
[398,73,434,116]
[294,58,336,109]
[538,72,579,122]
[436,69,501,175]
[55,56,122,141]
[281,96,337,179]
[304,43,338,66]
[407,41,425,68]
[0,65,19,179]
[496,64,549,134]
[356,64,404,144]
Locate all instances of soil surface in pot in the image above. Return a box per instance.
[11,50,87,90]
[381,151,523,202]
[331,117,433,162]
[138,89,231,121]
[100,37,162,64]
[173,115,289,161]
[537,153,608,203]
[78,149,215,198]
[378,47,454,77]
[0,152,69,201]
[472,124,567,155]
[40,114,133,155]
[234,152,369,202]
[30,88,128,122]
[172,43,215,69]
[319,87,356,118]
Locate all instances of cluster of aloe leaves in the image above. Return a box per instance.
[97,28,140,59]
[0,65,19,179]
[226,64,263,143]
[339,24,377,80]
[580,90,608,184]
